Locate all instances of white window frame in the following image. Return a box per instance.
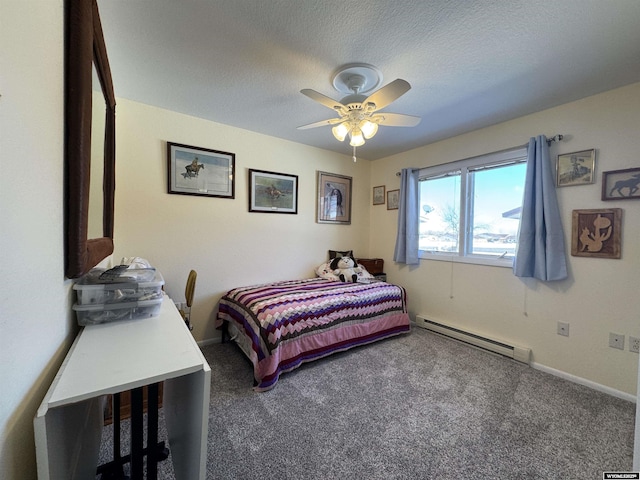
[418,146,528,268]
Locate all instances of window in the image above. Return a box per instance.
[418,147,527,267]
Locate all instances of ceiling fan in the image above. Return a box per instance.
[297,64,421,160]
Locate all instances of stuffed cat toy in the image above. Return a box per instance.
[329,255,362,283]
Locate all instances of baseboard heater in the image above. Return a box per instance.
[415,315,531,365]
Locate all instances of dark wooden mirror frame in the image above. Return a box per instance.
[66,0,116,278]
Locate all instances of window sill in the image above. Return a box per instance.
[418,252,514,269]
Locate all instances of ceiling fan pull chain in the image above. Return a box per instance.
[352,145,357,162]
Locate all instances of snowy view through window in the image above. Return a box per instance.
[419,162,526,259]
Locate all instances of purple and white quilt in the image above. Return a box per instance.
[216,278,411,391]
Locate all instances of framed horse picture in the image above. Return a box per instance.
[248,169,298,214]
[602,167,640,201]
[167,142,235,198]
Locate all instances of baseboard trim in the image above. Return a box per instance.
[197,337,220,348]
[531,362,635,403]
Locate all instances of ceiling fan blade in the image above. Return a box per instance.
[297,117,343,130]
[300,89,346,113]
[364,79,411,111]
[373,112,421,127]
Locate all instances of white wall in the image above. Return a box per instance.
[112,98,373,342]
[370,82,640,396]
[0,2,76,479]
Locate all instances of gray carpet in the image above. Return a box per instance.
[99,326,635,479]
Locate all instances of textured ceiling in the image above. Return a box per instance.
[97,0,640,160]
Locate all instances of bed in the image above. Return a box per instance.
[216,273,410,391]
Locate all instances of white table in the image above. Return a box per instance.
[34,296,211,479]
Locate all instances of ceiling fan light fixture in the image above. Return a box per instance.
[299,65,419,156]
[360,120,378,139]
[349,128,365,147]
[332,123,349,142]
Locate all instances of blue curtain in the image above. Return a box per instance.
[513,135,568,281]
[393,168,420,265]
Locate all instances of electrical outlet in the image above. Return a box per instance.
[609,333,625,350]
[557,322,569,337]
[629,336,640,353]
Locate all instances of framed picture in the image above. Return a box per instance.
[571,208,622,259]
[601,167,640,201]
[248,169,298,214]
[167,142,235,198]
[373,185,385,205]
[317,171,352,224]
[556,149,596,187]
[387,189,399,210]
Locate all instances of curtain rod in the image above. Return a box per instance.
[395,134,565,176]
[547,134,564,145]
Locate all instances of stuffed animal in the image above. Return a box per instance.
[329,255,362,283]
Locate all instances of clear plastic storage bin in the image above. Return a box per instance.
[74,268,164,305]
[73,298,163,326]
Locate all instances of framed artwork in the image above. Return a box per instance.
[317,171,352,224]
[373,185,385,205]
[387,189,399,210]
[556,149,596,187]
[167,142,235,198]
[248,169,298,214]
[571,208,622,259]
[601,167,640,201]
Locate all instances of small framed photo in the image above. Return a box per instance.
[373,185,385,205]
[248,169,298,214]
[571,208,622,259]
[602,167,640,201]
[556,149,596,187]
[387,189,399,210]
[317,171,352,224]
[167,142,235,198]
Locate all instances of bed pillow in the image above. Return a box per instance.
[316,262,375,281]
[356,264,375,279]
[328,249,353,259]
[316,262,340,281]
